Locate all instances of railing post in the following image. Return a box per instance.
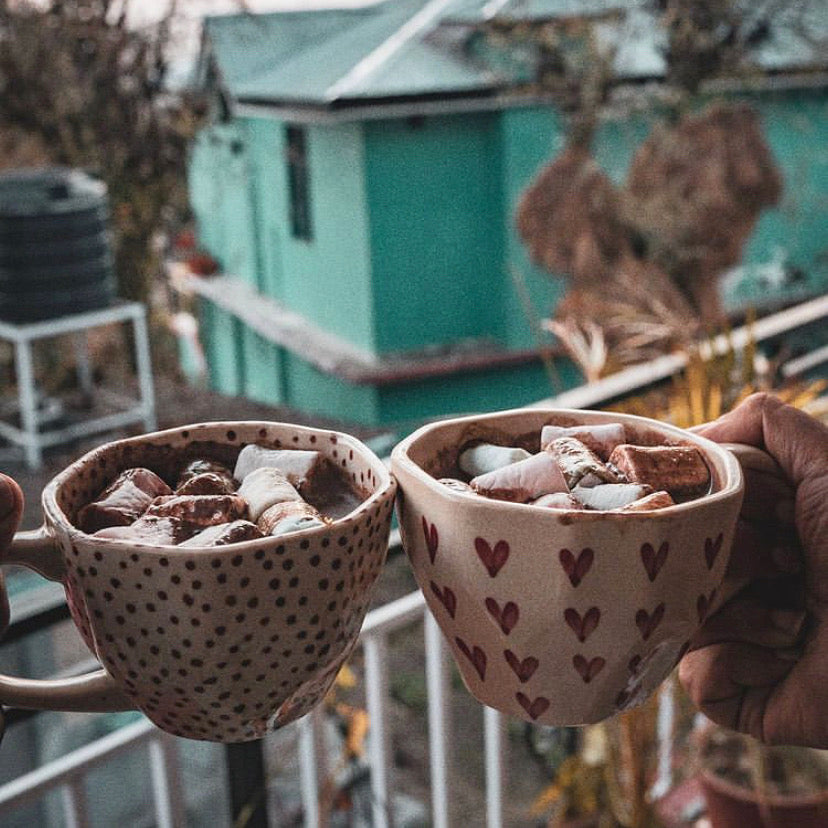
[298,707,327,828]
[149,736,186,828]
[424,611,450,828]
[484,706,505,828]
[364,632,393,828]
[224,740,268,828]
[60,778,90,828]
[651,676,676,801]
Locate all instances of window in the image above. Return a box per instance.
[285,125,312,241]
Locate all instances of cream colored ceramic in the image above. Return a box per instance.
[391,408,743,726]
[1,422,396,742]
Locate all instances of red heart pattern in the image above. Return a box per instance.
[636,603,665,641]
[696,588,717,624]
[640,541,669,582]
[455,637,487,681]
[573,654,605,683]
[429,580,456,619]
[564,606,601,643]
[516,692,550,720]
[475,537,510,578]
[422,517,439,564]
[504,649,539,683]
[485,597,519,635]
[704,533,724,570]
[420,527,712,712]
[559,547,594,587]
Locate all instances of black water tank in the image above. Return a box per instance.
[0,167,116,322]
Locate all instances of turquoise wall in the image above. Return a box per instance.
[200,299,244,397]
[191,117,376,352]
[498,106,567,350]
[275,121,376,352]
[364,114,506,353]
[377,358,581,426]
[741,89,828,292]
[240,327,286,406]
[189,123,261,289]
[283,353,379,424]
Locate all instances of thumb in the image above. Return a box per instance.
[0,474,22,637]
[697,393,828,490]
[0,474,23,553]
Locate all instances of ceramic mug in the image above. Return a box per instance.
[391,407,745,726]
[0,421,396,742]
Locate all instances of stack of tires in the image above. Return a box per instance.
[0,168,116,322]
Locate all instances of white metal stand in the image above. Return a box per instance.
[0,302,156,469]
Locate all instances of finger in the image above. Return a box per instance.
[726,518,802,580]
[739,465,796,527]
[697,393,828,490]
[691,595,806,651]
[0,474,23,552]
[0,570,8,636]
[679,643,797,741]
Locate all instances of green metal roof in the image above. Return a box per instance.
[203,0,828,109]
[230,0,496,104]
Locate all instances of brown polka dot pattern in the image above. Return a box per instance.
[41,422,396,742]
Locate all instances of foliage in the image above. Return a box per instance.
[491,1,792,366]
[0,0,206,303]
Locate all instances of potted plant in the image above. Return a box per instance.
[696,725,828,828]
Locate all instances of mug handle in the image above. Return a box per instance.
[0,526,134,712]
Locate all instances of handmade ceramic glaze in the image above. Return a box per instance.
[1,422,396,742]
[391,408,743,726]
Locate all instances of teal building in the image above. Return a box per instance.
[189,0,828,427]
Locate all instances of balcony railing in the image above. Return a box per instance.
[0,294,826,827]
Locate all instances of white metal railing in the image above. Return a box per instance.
[0,294,825,826]
[0,718,185,827]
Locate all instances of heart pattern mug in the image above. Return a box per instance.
[391,407,744,726]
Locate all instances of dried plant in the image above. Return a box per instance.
[0,0,207,302]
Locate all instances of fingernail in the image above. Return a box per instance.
[775,499,796,524]
[772,545,802,574]
[770,609,805,637]
[773,647,801,663]
[0,475,13,520]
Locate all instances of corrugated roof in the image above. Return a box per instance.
[232,0,497,103]
[204,0,828,108]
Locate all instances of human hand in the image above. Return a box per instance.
[0,473,23,635]
[679,393,828,747]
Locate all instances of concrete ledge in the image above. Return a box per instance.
[174,271,556,386]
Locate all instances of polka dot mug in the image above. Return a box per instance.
[0,422,396,742]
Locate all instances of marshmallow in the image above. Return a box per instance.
[78,468,172,533]
[471,452,569,503]
[233,445,323,490]
[540,423,626,460]
[620,491,676,512]
[237,467,303,521]
[458,444,531,478]
[178,520,264,547]
[545,437,620,489]
[572,483,652,511]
